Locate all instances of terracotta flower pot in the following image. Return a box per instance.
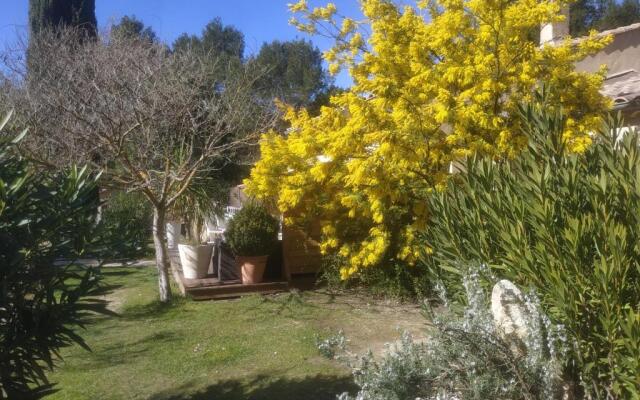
[178,244,213,279]
[237,255,268,284]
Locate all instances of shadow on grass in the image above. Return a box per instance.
[121,297,188,320]
[92,283,125,298]
[100,266,142,276]
[311,288,416,314]
[100,269,140,277]
[90,268,146,298]
[259,290,321,316]
[149,374,357,400]
[77,331,180,370]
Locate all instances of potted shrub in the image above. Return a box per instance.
[178,237,213,279]
[225,202,278,284]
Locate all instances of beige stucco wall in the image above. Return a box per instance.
[228,185,248,208]
[622,111,640,126]
[575,29,640,75]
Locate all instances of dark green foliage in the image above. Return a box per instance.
[570,0,601,36]
[571,0,640,36]
[95,191,153,260]
[28,0,97,37]
[251,40,331,108]
[173,17,244,60]
[172,17,245,82]
[307,85,345,116]
[110,15,157,43]
[225,203,278,257]
[599,0,640,30]
[420,92,640,398]
[172,34,200,53]
[0,114,108,398]
[317,254,349,291]
[172,22,333,114]
[318,254,431,300]
[199,18,244,60]
[356,261,431,300]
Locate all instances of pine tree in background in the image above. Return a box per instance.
[173,17,244,60]
[570,0,601,36]
[110,15,157,43]
[599,0,640,29]
[571,0,640,36]
[28,0,97,37]
[251,40,330,108]
[172,18,245,81]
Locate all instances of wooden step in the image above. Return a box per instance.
[187,280,289,300]
[169,248,290,300]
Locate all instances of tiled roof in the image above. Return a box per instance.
[582,22,640,110]
[602,70,640,110]
[596,22,640,38]
[571,22,640,45]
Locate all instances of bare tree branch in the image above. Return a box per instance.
[0,27,279,302]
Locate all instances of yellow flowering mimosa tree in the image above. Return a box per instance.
[246,0,611,279]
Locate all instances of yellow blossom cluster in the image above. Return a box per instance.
[250,0,611,279]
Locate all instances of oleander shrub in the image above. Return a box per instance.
[421,92,640,398]
[95,191,153,259]
[337,267,567,400]
[225,202,279,256]
[0,114,108,398]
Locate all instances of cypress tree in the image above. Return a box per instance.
[29,0,97,37]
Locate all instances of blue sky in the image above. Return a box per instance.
[0,0,364,87]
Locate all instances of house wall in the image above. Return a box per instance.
[575,28,640,75]
[229,185,248,208]
[623,111,640,126]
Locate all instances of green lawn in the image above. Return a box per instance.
[45,267,426,400]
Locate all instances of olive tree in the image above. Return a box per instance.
[4,29,276,302]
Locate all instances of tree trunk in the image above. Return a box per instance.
[152,206,172,302]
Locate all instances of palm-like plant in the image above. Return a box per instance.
[168,175,227,243]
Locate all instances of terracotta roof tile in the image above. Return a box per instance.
[602,70,640,109]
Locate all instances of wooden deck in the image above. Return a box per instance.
[169,248,290,300]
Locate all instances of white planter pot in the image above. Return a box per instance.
[166,222,182,249]
[178,244,213,279]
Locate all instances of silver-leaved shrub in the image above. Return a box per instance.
[336,266,567,400]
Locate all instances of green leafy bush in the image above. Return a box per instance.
[0,113,108,398]
[318,254,432,300]
[95,191,152,259]
[421,93,640,398]
[225,202,278,256]
[352,261,432,300]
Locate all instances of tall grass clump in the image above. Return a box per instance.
[421,91,640,398]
